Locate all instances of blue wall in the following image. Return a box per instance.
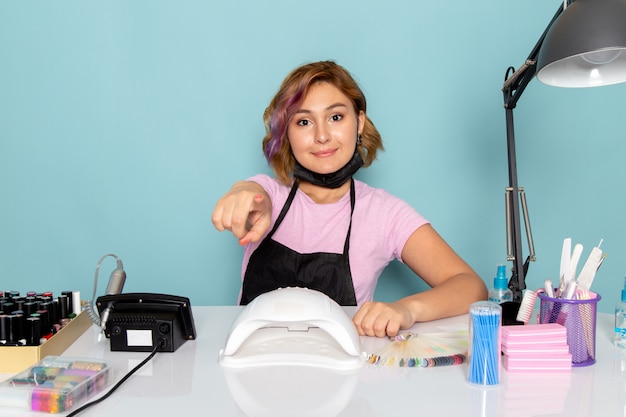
[1,1,624,314]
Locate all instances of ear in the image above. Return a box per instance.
[357,110,365,135]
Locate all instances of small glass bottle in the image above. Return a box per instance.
[488,264,513,304]
[614,276,626,348]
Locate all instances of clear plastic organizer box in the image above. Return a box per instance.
[0,356,112,413]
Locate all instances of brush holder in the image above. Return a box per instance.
[538,291,601,367]
[467,301,502,386]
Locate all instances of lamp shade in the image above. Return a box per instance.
[537,0,626,87]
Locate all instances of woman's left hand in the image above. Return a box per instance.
[352,225,487,338]
[352,301,414,337]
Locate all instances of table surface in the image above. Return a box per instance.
[1,307,624,417]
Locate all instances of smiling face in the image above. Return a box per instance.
[287,82,365,175]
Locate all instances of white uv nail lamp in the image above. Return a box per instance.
[219,287,365,369]
[218,287,365,417]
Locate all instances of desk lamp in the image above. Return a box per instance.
[501,0,626,324]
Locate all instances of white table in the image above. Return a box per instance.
[1,308,623,417]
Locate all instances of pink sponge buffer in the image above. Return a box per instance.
[501,323,571,373]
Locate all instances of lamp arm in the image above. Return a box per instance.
[500,3,564,305]
[503,3,564,108]
[519,188,536,262]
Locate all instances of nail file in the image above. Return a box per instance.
[569,243,583,283]
[576,246,603,291]
[558,238,572,294]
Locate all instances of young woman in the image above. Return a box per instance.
[212,61,487,337]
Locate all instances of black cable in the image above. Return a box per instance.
[66,342,162,417]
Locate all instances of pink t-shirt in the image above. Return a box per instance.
[241,174,430,305]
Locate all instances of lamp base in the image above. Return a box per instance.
[501,301,525,326]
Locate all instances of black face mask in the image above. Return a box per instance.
[293,147,364,189]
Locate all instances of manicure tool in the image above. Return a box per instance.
[576,240,604,291]
[557,238,572,296]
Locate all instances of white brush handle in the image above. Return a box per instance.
[558,238,572,294]
[544,279,555,298]
[563,280,578,300]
